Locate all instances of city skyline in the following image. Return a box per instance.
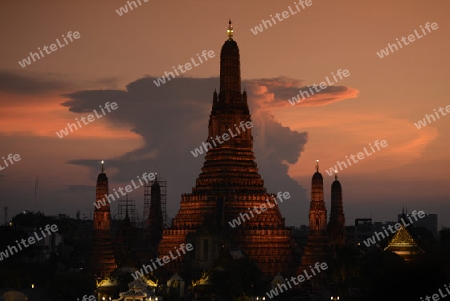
[0,0,449,229]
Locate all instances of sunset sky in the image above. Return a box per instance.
[0,0,449,229]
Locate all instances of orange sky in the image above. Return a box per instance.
[0,0,449,228]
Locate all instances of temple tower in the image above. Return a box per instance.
[88,161,117,277]
[115,197,138,268]
[300,161,330,270]
[158,21,298,277]
[147,176,164,254]
[328,171,346,246]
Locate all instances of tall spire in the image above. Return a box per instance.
[219,20,241,95]
[328,171,346,246]
[89,162,116,277]
[94,164,110,230]
[148,177,163,254]
[300,161,330,277]
[208,20,250,146]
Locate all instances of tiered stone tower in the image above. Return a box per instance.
[300,161,330,270]
[328,171,346,246]
[158,21,298,277]
[88,161,117,277]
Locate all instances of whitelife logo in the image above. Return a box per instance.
[56,102,118,139]
[191,121,253,158]
[362,210,425,247]
[0,224,59,261]
[376,22,439,59]
[228,192,291,228]
[131,243,193,279]
[324,140,388,176]
[265,262,328,298]
[250,0,313,35]
[288,69,350,106]
[153,50,215,87]
[77,295,95,301]
[420,283,450,301]
[115,0,149,16]
[18,31,81,68]
[94,171,157,209]
[0,153,21,171]
[414,105,450,129]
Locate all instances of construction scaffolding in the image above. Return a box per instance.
[143,176,168,229]
[116,196,140,226]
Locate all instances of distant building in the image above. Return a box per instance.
[347,218,397,247]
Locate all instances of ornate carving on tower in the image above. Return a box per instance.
[88,161,117,277]
[328,171,346,246]
[158,21,299,277]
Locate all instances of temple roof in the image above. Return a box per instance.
[389,225,417,245]
[384,225,424,260]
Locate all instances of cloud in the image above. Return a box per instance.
[59,75,357,222]
[244,77,359,108]
[0,70,70,95]
[61,90,128,114]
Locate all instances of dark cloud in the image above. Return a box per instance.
[61,90,128,113]
[0,70,70,95]
[60,75,357,224]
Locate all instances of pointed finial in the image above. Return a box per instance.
[334,170,338,180]
[227,20,234,40]
[316,159,319,172]
[101,160,104,173]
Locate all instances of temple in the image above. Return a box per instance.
[147,176,164,256]
[384,212,424,261]
[88,161,117,278]
[300,161,331,271]
[158,20,299,277]
[328,171,346,246]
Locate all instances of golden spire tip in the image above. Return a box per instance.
[227,20,234,40]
